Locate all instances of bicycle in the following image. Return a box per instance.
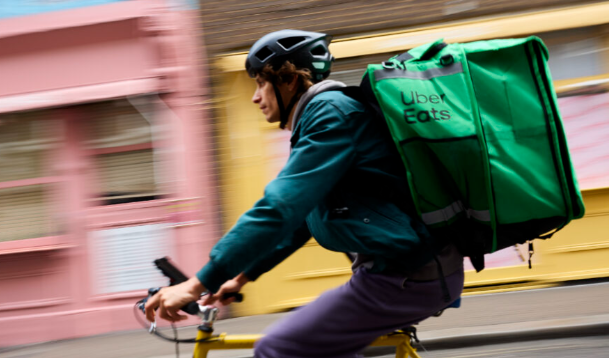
[135,257,456,358]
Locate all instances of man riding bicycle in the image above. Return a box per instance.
[145,29,465,358]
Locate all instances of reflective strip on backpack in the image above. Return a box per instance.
[374,62,463,82]
[421,201,490,225]
[467,208,491,222]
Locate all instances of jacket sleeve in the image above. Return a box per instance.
[196,100,357,292]
[243,222,311,281]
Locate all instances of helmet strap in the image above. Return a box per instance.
[272,83,301,130]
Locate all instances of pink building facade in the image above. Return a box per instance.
[0,0,220,346]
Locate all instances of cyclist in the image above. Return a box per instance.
[145,29,465,358]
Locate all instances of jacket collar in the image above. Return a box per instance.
[291,80,346,134]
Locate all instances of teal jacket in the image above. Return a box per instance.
[197,90,442,292]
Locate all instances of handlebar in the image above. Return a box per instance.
[138,257,243,316]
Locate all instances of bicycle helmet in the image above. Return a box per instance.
[245,30,335,129]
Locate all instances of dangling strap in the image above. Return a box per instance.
[272,83,301,129]
[433,253,452,303]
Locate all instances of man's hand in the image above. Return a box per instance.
[145,277,206,323]
[202,273,249,306]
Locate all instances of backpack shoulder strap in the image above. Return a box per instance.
[333,86,365,102]
[331,77,383,117]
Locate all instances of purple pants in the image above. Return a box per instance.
[254,267,464,358]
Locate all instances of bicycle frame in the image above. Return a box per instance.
[139,259,423,358]
[192,328,421,358]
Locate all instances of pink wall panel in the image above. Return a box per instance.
[0,252,70,311]
[0,19,153,97]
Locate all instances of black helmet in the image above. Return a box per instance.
[245,29,334,83]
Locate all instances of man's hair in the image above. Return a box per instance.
[258,61,314,92]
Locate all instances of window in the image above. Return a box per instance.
[541,27,607,82]
[0,111,60,242]
[83,98,163,205]
[329,26,609,92]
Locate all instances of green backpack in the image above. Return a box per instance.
[358,36,585,271]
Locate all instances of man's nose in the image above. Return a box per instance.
[252,89,261,103]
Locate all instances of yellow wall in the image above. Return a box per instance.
[541,188,609,282]
[213,3,609,315]
[462,189,609,290]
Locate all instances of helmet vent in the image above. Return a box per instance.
[255,46,274,62]
[310,45,327,56]
[277,36,306,50]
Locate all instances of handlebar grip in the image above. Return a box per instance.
[178,293,243,316]
[222,292,244,302]
[181,301,200,315]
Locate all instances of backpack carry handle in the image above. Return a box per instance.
[419,42,448,61]
[394,39,448,64]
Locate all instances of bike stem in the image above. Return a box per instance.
[197,305,218,334]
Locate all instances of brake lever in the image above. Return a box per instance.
[149,320,157,333]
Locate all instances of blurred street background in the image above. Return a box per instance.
[0,0,608,356]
